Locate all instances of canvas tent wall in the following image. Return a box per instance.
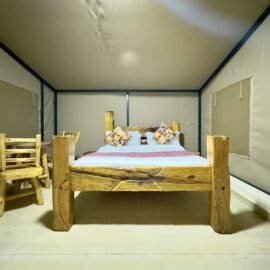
[201,16,270,193]
[58,91,199,155]
[0,47,54,141]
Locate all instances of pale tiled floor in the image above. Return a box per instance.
[0,189,269,270]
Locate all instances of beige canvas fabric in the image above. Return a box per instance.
[130,93,198,151]
[0,49,40,95]
[0,80,39,137]
[0,0,268,89]
[58,93,126,155]
[202,17,270,192]
[211,78,251,156]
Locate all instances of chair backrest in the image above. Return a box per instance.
[62,131,80,144]
[0,134,41,172]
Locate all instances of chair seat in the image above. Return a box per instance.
[0,166,43,181]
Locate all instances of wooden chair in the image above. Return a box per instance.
[62,131,80,144]
[0,134,44,217]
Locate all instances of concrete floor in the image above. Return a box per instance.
[0,188,269,270]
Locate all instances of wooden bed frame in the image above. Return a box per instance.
[52,111,231,234]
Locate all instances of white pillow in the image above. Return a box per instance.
[126,131,141,146]
[146,132,181,145]
[105,130,141,146]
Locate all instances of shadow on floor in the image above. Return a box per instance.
[4,195,37,211]
[38,192,267,233]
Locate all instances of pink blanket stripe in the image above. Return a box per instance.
[85,151,195,158]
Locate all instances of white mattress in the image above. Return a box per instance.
[74,144,208,167]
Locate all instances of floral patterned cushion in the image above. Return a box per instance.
[106,126,131,146]
[154,122,176,144]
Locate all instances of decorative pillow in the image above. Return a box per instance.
[106,130,141,146]
[106,127,131,146]
[153,122,177,144]
[146,131,180,145]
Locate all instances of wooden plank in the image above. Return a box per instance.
[122,126,159,133]
[207,135,231,234]
[6,158,35,163]
[35,135,41,168]
[5,189,35,201]
[70,173,212,192]
[6,149,36,154]
[6,163,34,170]
[38,174,49,179]
[0,134,6,172]
[41,147,50,188]
[0,167,43,181]
[5,138,36,143]
[52,136,75,231]
[70,166,212,192]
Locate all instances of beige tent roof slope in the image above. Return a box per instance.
[0,0,269,90]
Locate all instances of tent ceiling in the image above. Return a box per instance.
[0,0,269,90]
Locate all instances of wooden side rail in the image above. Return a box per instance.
[52,135,230,233]
[70,166,212,192]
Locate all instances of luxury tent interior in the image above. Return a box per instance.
[0,1,270,269]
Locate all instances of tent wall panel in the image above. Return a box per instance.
[0,47,43,138]
[211,78,251,156]
[202,16,270,193]
[130,93,198,152]
[58,93,126,155]
[0,80,39,137]
[0,48,40,95]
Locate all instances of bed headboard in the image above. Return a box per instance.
[104,111,184,146]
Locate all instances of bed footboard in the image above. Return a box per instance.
[52,135,231,233]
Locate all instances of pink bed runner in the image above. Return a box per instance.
[85,151,195,158]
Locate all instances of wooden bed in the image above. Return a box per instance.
[52,111,231,234]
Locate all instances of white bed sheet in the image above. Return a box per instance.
[74,144,208,167]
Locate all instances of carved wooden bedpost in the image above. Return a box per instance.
[207,135,231,234]
[105,111,114,131]
[104,111,114,143]
[172,120,184,146]
[52,136,75,231]
[171,120,180,132]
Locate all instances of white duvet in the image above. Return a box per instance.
[74,144,208,167]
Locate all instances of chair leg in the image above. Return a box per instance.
[30,177,44,205]
[14,180,21,194]
[0,180,6,217]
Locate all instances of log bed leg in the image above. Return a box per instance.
[52,136,75,231]
[207,136,231,234]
